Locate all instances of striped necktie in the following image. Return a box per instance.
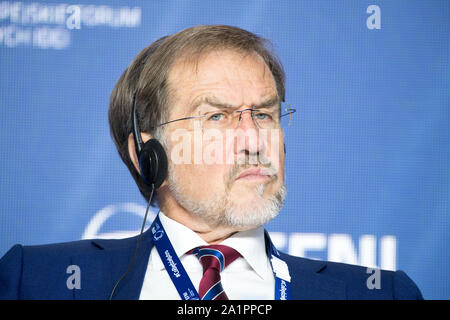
[192,245,241,300]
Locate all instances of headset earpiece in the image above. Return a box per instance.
[131,88,168,189]
[138,138,168,188]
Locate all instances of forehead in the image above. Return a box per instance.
[167,49,278,114]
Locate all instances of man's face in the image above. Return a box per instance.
[163,49,286,230]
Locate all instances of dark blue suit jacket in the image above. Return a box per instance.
[0,230,423,300]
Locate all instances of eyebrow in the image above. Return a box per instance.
[189,95,280,113]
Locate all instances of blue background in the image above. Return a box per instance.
[1,0,449,299]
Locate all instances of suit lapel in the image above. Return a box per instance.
[73,230,154,300]
[281,253,347,300]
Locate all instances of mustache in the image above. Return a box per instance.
[226,154,278,187]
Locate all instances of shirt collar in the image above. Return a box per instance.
[155,211,208,259]
[151,212,271,280]
[221,226,270,280]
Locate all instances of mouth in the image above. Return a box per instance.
[235,167,275,181]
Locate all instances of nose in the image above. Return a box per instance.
[236,109,258,130]
[233,109,264,159]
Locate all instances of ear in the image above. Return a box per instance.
[127,132,153,175]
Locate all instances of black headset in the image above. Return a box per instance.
[130,37,169,189]
[131,92,168,189]
[109,38,169,300]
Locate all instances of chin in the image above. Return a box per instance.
[223,184,287,229]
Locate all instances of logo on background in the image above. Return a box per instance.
[81,202,156,240]
[0,2,141,49]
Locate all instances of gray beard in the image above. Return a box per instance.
[166,162,286,230]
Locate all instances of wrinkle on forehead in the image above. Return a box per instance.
[173,48,268,79]
[167,49,278,116]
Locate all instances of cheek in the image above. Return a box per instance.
[177,163,229,198]
[265,130,285,170]
[195,163,228,185]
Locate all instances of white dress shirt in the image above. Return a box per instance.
[139,212,275,300]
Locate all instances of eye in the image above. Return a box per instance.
[207,112,226,121]
[254,111,273,121]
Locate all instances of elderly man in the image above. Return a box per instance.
[0,25,422,300]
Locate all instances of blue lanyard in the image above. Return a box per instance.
[264,230,291,300]
[150,214,291,300]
